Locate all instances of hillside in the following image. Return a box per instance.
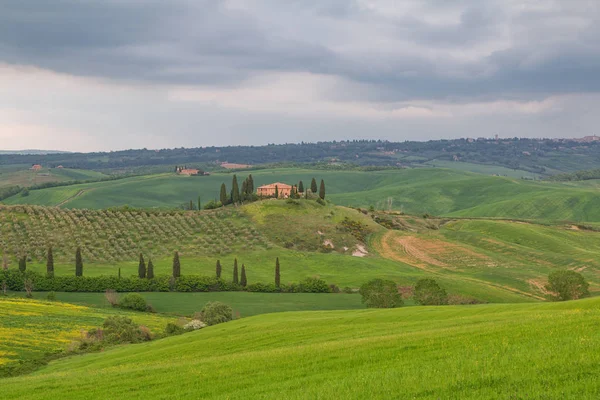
[5,168,600,223]
[2,298,599,398]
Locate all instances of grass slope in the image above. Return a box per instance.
[0,298,174,370]
[6,168,600,222]
[3,298,599,399]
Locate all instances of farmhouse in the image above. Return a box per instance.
[257,182,294,198]
[31,164,42,171]
[179,168,200,176]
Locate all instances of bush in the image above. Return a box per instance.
[203,200,222,210]
[299,277,331,293]
[200,301,232,326]
[342,286,354,294]
[545,270,589,301]
[164,322,186,336]
[183,320,207,331]
[316,198,326,206]
[359,279,403,308]
[119,293,148,312]
[413,279,448,305]
[447,294,483,305]
[46,291,56,301]
[102,316,151,344]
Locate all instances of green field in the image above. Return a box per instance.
[5,168,600,223]
[0,167,106,189]
[33,292,366,317]
[2,297,599,398]
[0,298,174,371]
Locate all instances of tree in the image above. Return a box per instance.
[240,264,247,287]
[241,180,248,201]
[220,183,228,205]
[198,195,201,211]
[200,301,233,326]
[545,270,589,301]
[311,177,318,193]
[216,259,222,278]
[247,174,254,194]
[359,279,403,308]
[2,253,8,270]
[275,257,280,287]
[233,258,239,284]
[232,175,240,203]
[138,254,146,279]
[46,247,54,278]
[19,255,26,272]
[172,251,181,278]
[189,200,194,210]
[147,258,155,279]
[75,247,83,277]
[319,179,326,200]
[298,180,304,193]
[274,185,279,199]
[413,279,448,305]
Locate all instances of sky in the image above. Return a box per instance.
[1,0,599,152]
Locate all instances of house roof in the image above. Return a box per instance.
[257,182,293,189]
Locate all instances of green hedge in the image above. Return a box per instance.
[0,270,332,293]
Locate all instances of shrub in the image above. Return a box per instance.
[164,322,186,336]
[329,284,340,293]
[316,198,326,206]
[447,294,483,305]
[46,291,57,301]
[342,286,354,294]
[102,316,150,344]
[413,279,448,305]
[105,289,119,306]
[183,319,207,331]
[203,200,222,210]
[299,277,331,293]
[119,293,148,312]
[200,301,233,326]
[359,279,403,308]
[545,270,589,301]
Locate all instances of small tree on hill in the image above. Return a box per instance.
[233,258,239,284]
[359,279,403,308]
[75,247,83,277]
[232,175,240,204]
[172,251,181,278]
[545,270,589,301]
[46,247,54,278]
[19,255,27,272]
[216,259,222,278]
[147,258,155,279]
[413,279,448,305]
[138,254,146,279]
[310,177,318,193]
[240,264,247,287]
[220,183,228,205]
[319,179,326,200]
[274,185,279,199]
[298,180,304,194]
[275,257,280,287]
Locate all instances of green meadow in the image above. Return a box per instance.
[3,297,599,399]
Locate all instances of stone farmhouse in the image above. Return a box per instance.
[257,182,296,198]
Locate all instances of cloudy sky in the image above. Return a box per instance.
[1,0,599,151]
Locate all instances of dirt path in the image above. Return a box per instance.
[56,189,91,207]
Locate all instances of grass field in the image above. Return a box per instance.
[32,292,366,317]
[5,168,600,222]
[0,167,106,188]
[2,297,599,398]
[0,297,174,371]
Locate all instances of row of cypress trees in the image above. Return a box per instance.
[34,246,83,278]
[137,251,181,279]
[215,257,281,287]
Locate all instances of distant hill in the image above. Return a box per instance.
[0,149,70,155]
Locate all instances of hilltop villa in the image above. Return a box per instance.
[257,182,295,198]
[31,164,42,171]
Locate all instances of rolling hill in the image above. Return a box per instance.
[2,297,599,399]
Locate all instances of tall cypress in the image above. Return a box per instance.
[248,174,254,194]
[298,180,304,193]
[75,247,83,277]
[220,183,228,205]
[147,258,155,279]
[198,196,202,211]
[274,185,279,198]
[138,253,146,279]
[172,251,181,278]
[233,258,239,284]
[46,247,54,278]
[275,257,280,287]
[241,180,248,201]
[19,255,27,272]
[232,175,240,203]
[240,264,247,287]
[189,200,194,210]
[310,177,318,193]
[319,179,326,200]
[216,259,222,278]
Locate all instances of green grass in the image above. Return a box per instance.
[0,168,106,189]
[33,292,366,317]
[3,297,599,398]
[6,167,600,223]
[0,297,174,370]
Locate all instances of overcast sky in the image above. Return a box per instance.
[1,0,599,151]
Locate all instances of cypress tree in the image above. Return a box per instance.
[241,180,248,201]
[198,196,201,211]
[19,255,27,272]
[147,258,155,279]
[75,247,83,277]
[118,268,121,279]
[233,258,239,284]
[275,257,280,287]
[138,254,146,279]
[240,264,247,287]
[298,180,304,193]
[172,251,181,278]
[319,179,326,200]
[248,174,254,194]
[220,183,228,205]
[189,200,194,210]
[46,247,54,278]
[216,259,222,278]
[274,185,279,198]
[232,175,240,203]
[310,177,318,193]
